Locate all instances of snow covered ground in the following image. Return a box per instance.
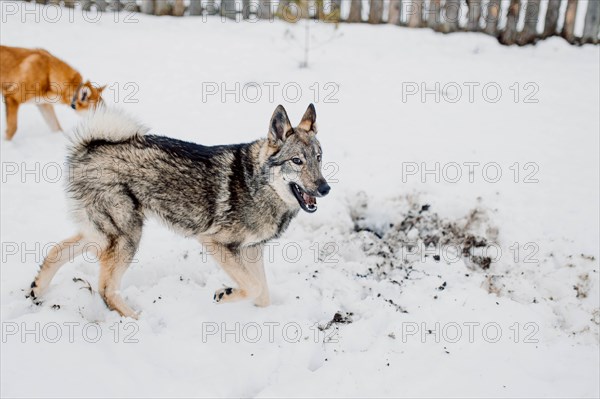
[1,3,599,398]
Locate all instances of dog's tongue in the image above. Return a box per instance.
[303,192,316,206]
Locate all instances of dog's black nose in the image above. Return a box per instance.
[317,182,331,197]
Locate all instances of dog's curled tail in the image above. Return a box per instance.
[68,107,148,153]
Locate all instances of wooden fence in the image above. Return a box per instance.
[26,0,600,45]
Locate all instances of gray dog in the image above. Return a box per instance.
[30,104,330,318]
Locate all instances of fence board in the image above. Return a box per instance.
[347,0,363,23]
[427,0,442,30]
[389,0,402,25]
[519,0,541,45]
[368,0,383,24]
[582,0,600,44]
[542,0,561,38]
[484,0,501,36]
[499,0,521,45]
[439,0,461,33]
[407,0,424,27]
[561,0,578,43]
[466,0,483,31]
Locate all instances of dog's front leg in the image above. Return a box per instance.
[202,239,265,305]
[37,104,62,132]
[243,245,270,307]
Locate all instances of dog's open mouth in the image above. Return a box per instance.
[290,183,317,213]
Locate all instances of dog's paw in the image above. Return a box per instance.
[253,295,271,308]
[213,287,234,303]
[27,281,37,298]
[120,310,140,320]
[27,281,43,305]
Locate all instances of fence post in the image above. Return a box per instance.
[317,0,342,23]
[499,0,521,45]
[206,0,218,16]
[96,0,108,11]
[257,0,272,19]
[140,0,155,14]
[111,1,123,11]
[277,0,292,21]
[440,0,460,33]
[368,0,383,23]
[189,0,202,15]
[172,0,185,16]
[466,0,482,31]
[582,0,600,44]
[122,0,137,11]
[561,0,578,43]
[298,0,309,19]
[407,0,424,27]
[389,0,402,25]
[315,0,325,20]
[221,0,236,19]
[242,0,250,19]
[542,0,561,38]
[329,0,341,22]
[347,0,362,23]
[483,0,500,36]
[426,0,441,30]
[155,0,170,15]
[518,0,540,45]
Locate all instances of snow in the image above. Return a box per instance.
[1,4,599,398]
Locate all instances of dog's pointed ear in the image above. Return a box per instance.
[298,103,317,132]
[98,84,107,94]
[269,105,293,146]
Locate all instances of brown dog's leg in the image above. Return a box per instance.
[31,233,86,300]
[37,103,62,132]
[4,97,19,140]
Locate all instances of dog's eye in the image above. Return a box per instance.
[292,158,303,165]
[317,155,321,162]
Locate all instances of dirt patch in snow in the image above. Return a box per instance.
[348,192,499,278]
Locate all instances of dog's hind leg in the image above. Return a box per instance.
[80,185,144,318]
[31,233,86,300]
[98,231,141,319]
[203,240,264,305]
[4,97,20,140]
[37,104,62,132]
